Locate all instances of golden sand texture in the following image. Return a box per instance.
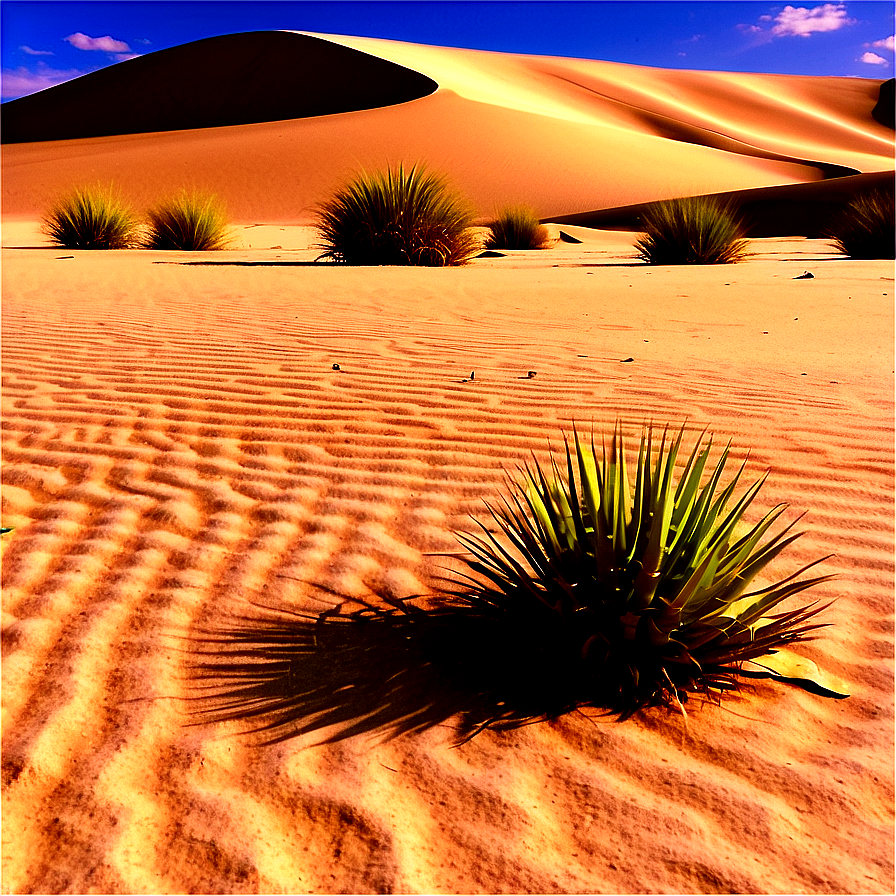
[2,227,893,893]
[3,32,893,223]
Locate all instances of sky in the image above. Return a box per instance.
[2,1,894,101]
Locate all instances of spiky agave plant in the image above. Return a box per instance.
[316,163,479,265]
[443,424,846,723]
[185,424,846,746]
[635,196,748,265]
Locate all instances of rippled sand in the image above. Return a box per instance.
[2,227,893,893]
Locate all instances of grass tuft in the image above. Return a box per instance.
[635,196,748,264]
[484,205,550,250]
[144,191,232,251]
[41,185,138,249]
[316,164,479,265]
[826,189,895,259]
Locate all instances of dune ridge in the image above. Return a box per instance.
[2,31,892,226]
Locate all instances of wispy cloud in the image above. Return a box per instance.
[867,35,895,52]
[1,63,87,99]
[64,32,131,53]
[741,4,856,39]
[859,51,888,65]
[20,45,54,56]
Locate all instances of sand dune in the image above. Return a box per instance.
[2,31,892,225]
[2,29,894,896]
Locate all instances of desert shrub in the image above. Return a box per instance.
[826,189,895,259]
[442,424,845,725]
[316,164,479,265]
[144,191,231,250]
[635,196,748,264]
[187,424,845,746]
[41,185,138,249]
[485,205,550,249]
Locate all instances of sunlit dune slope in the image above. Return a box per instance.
[1,30,893,227]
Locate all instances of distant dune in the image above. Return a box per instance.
[2,30,893,229]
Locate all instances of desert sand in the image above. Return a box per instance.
[2,31,894,895]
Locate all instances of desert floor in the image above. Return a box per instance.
[2,224,894,894]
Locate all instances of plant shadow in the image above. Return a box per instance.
[185,592,588,747]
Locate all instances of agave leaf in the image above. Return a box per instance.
[713,504,791,584]
[741,649,850,698]
[654,536,729,631]
[523,467,565,555]
[582,433,619,588]
[670,436,712,535]
[630,428,680,609]
[625,430,650,564]
[665,444,735,576]
[678,520,808,626]
[701,472,768,570]
[574,429,601,530]
[563,437,595,552]
[733,573,835,630]
[716,554,834,627]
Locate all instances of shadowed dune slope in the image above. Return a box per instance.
[553,170,896,237]
[0,31,437,143]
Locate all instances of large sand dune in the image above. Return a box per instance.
[2,30,893,224]
[2,29,894,896]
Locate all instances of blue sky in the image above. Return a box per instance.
[2,1,894,100]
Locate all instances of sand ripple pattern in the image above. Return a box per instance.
[2,255,893,894]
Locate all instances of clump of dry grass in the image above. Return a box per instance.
[635,196,748,264]
[41,185,139,249]
[144,191,232,251]
[485,205,550,249]
[316,164,479,265]
[826,189,895,259]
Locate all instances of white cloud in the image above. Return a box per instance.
[1,63,86,99]
[859,51,888,65]
[21,45,54,56]
[744,4,856,39]
[64,32,130,53]
[112,53,141,62]
[867,35,895,52]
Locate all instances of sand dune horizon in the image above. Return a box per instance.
[2,30,893,229]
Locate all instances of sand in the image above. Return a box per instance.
[2,30,894,896]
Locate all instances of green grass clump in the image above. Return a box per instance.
[41,185,138,249]
[635,196,748,264]
[144,192,232,250]
[446,424,845,724]
[826,189,895,259]
[316,164,479,265]
[484,205,550,249]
